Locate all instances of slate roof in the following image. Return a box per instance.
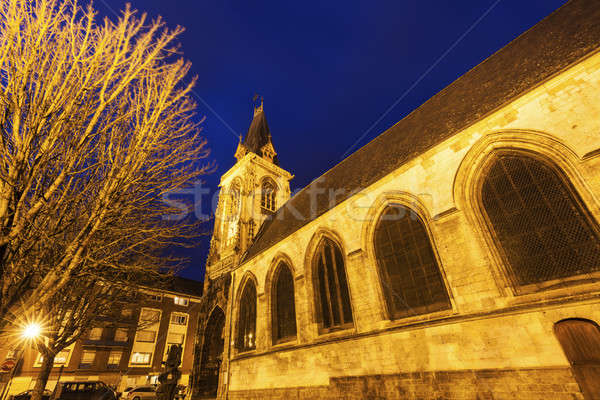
[244,109,279,166]
[243,0,600,262]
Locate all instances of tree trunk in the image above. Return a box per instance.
[31,352,55,400]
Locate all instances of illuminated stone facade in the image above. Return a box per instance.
[194,1,600,399]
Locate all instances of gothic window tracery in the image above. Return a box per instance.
[261,180,277,212]
[236,279,256,352]
[374,205,451,319]
[313,238,353,331]
[272,263,297,343]
[226,183,241,245]
[480,152,600,289]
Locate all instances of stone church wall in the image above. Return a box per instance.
[222,50,600,399]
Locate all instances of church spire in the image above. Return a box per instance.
[253,96,263,117]
[242,98,278,165]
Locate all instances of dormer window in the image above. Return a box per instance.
[261,180,276,212]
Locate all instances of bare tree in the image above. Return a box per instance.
[0,0,210,328]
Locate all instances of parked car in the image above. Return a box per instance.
[125,385,156,400]
[8,390,51,400]
[52,381,117,400]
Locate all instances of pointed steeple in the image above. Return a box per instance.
[242,98,278,165]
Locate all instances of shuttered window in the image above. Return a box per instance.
[374,205,451,319]
[272,263,297,343]
[314,238,353,331]
[236,280,257,351]
[481,153,600,288]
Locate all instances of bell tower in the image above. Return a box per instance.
[205,100,293,280]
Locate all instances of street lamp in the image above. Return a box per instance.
[22,323,41,340]
[0,322,43,400]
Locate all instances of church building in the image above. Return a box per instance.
[191,0,600,398]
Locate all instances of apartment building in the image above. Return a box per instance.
[0,277,202,396]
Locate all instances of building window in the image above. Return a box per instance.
[140,308,161,323]
[147,293,162,302]
[114,328,129,342]
[227,184,241,219]
[173,296,189,306]
[314,238,353,331]
[37,349,70,367]
[54,350,70,365]
[170,314,188,325]
[130,352,152,365]
[272,263,297,343]
[236,280,257,352]
[107,351,122,369]
[163,333,186,361]
[374,205,451,319]
[261,180,276,212]
[79,350,95,369]
[481,153,600,289]
[88,327,103,341]
[136,330,156,343]
[247,219,256,248]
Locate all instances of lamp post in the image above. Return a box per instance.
[0,323,42,400]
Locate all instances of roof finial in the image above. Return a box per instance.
[253,94,263,116]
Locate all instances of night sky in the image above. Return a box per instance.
[96,0,567,282]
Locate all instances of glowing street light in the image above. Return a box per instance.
[21,322,41,340]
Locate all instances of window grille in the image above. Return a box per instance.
[236,281,257,351]
[481,153,600,288]
[272,263,297,343]
[374,205,451,319]
[314,238,353,331]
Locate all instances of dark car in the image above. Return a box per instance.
[8,390,52,400]
[52,381,117,400]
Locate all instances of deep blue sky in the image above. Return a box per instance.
[96,0,567,282]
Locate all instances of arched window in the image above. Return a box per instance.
[272,263,297,343]
[261,180,276,212]
[228,184,241,218]
[374,205,451,319]
[314,238,353,331]
[481,153,600,289]
[236,280,256,351]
